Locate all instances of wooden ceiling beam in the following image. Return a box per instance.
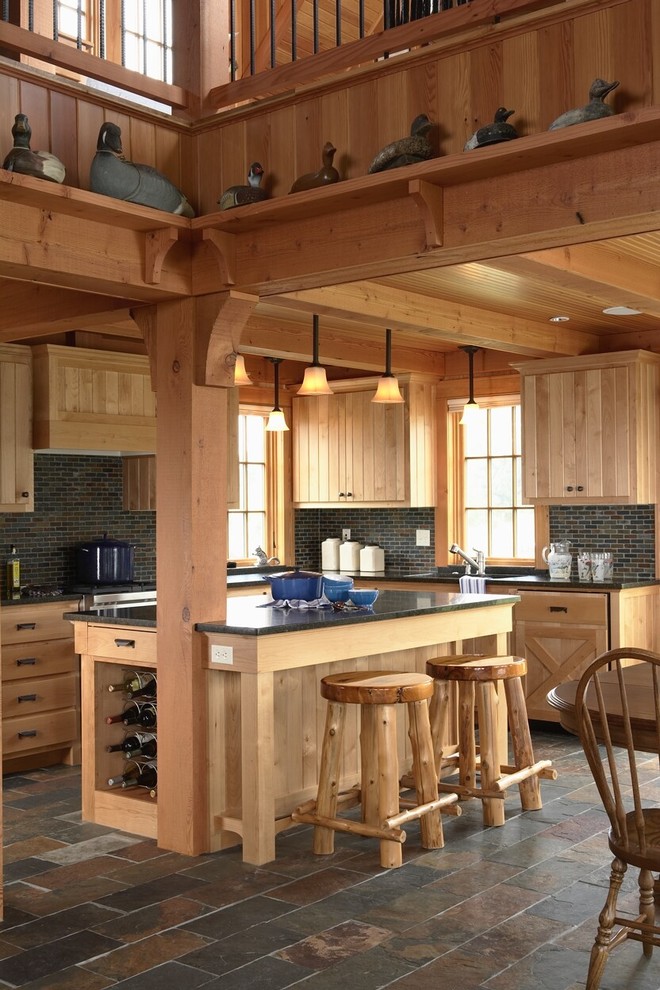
[269,281,600,357]
[0,283,135,340]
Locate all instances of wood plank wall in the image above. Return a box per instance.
[194,0,660,212]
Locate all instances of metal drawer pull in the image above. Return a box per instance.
[16,657,37,666]
[549,606,568,613]
[18,729,37,738]
[114,638,136,648]
[16,622,36,630]
[17,694,37,703]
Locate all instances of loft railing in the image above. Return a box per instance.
[0,0,558,116]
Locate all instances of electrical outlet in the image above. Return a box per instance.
[211,644,234,664]
[342,528,351,541]
[416,529,431,547]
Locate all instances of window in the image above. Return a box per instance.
[121,0,172,82]
[55,0,92,51]
[452,400,535,563]
[228,412,267,561]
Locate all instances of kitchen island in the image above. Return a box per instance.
[68,589,518,864]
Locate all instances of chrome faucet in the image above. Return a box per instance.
[449,543,486,576]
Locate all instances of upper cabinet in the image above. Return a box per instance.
[293,376,436,507]
[0,344,34,513]
[515,350,660,505]
[32,344,156,453]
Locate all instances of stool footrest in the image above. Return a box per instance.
[292,807,406,844]
[399,796,462,816]
[493,760,555,791]
[386,793,460,829]
[500,762,558,781]
[438,780,505,800]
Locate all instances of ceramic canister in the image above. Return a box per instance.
[339,540,363,572]
[360,545,385,574]
[321,538,341,571]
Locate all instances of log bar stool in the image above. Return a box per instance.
[426,655,557,826]
[292,670,461,868]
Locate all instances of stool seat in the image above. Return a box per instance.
[426,654,556,827]
[293,668,460,868]
[321,670,434,705]
[426,655,527,682]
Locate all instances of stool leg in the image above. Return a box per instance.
[407,698,443,849]
[376,703,402,868]
[313,700,347,855]
[475,681,505,826]
[504,676,543,811]
[458,681,477,794]
[429,679,452,776]
[360,705,379,827]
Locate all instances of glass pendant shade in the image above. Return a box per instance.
[459,345,480,425]
[297,315,334,396]
[233,353,252,386]
[265,357,289,432]
[372,328,404,403]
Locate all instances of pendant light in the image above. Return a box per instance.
[372,328,404,403]
[459,345,480,425]
[265,357,289,432]
[297,314,334,395]
[233,353,252,386]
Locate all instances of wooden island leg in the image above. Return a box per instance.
[240,670,276,865]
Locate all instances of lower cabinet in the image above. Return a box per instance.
[512,591,609,721]
[1,602,80,772]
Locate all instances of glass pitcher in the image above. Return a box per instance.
[542,541,572,580]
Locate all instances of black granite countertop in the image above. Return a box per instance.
[2,593,83,607]
[65,589,519,635]
[334,568,660,591]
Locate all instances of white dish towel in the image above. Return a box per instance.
[459,575,487,594]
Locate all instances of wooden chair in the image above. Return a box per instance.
[574,647,660,990]
[292,670,461,868]
[426,655,556,825]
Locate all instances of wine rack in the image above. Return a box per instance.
[78,623,158,839]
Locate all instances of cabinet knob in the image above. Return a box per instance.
[346,492,352,498]
[338,492,345,499]
[21,492,29,498]
[576,485,584,492]
[566,486,574,492]
[18,729,37,738]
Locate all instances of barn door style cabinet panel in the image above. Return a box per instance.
[515,350,660,504]
[32,344,157,453]
[292,375,436,507]
[0,344,33,512]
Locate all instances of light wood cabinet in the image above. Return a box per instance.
[1,601,80,772]
[515,350,660,504]
[32,344,156,453]
[292,375,436,507]
[0,344,33,513]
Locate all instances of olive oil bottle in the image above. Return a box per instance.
[5,545,20,599]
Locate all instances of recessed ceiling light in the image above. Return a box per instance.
[549,315,570,323]
[602,305,642,316]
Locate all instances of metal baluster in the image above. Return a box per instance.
[2,1,8,23]
[99,0,105,58]
[141,0,147,74]
[52,0,58,41]
[230,0,236,80]
[383,0,393,29]
[336,0,341,47]
[291,0,297,61]
[162,0,169,82]
[249,0,255,75]
[76,0,82,49]
[313,0,319,54]
[28,0,33,32]
[270,0,275,67]
[359,0,365,38]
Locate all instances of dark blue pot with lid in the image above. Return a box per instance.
[268,569,323,601]
[76,533,135,585]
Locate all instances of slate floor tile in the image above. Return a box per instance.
[109,960,217,988]
[4,837,68,864]
[90,895,217,943]
[2,903,121,950]
[0,930,120,985]
[19,965,116,990]
[80,929,213,981]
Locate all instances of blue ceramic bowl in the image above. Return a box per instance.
[349,588,379,607]
[322,573,354,587]
[324,584,352,603]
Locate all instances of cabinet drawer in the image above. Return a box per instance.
[3,673,77,718]
[85,626,157,666]
[516,591,608,625]
[2,638,76,681]
[1,603,73,645]
[3,708,78,754]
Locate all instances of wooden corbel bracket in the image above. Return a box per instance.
[408,178,443,250]
[145,226,180,284]
[201,228,236,286]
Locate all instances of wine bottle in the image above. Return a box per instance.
[135,702,157,727]
[108,671,151,694]
[106,731,156,758]
[126,674,156,700]
[121,761,157,790]
[107,759,142,788]
[5,545,20,599]
[105,701,156,727]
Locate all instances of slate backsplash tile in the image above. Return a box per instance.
[0,454,155,594]
[548,504,655,581]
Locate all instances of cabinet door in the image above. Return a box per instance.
[0,347,33,512]
[292,394,340,502]
[522,367,632,502]
[513,591,608,721]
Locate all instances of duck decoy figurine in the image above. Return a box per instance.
[549,78,619,130]
[219,162,268,210]
[3,113,65,183]
[90,122,195,217]
[368,114,434,174]
[289,142,339,193]
[464,107,518,151]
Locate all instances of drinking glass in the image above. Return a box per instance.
[577,551,591,582]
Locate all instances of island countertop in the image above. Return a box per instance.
[65,589,520,635]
